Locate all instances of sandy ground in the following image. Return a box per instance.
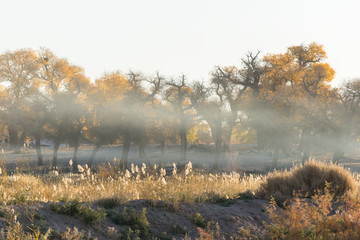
[2,199,271,239]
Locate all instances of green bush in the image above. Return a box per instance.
[97,198,122,209]
[192,212,208,228]
[50,199,81,216]
[80,205,107,225]
[50,200,106,225]
[110,207,152,238]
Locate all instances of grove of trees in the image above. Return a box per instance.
[0,43,359,170]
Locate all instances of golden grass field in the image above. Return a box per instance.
[0,147,360,239]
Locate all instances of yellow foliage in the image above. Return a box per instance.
[262,42,335,97]
[92,72,131,103]
[231,124,257,144]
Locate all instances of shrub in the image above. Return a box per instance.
[110,207,152,238]
[196,192,236,207]
[266,190,360,240]
[0,207,10,218]
[256,160,356,202]
[192,212,209,228]
[59,227,90,240]
[97,198,123,209]
[169,223,187,235]
[237,190,256,201]
[50,200,106,225]
[195,222,221,240]
[50,200,81,216]
[80,205,107,225]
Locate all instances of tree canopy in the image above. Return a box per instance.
[0,43,357,170]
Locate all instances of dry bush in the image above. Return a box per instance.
[256,160,356,202]
[266,190,360,240]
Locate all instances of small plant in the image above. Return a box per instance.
[195,222,221,240]
[198,190,256,207]
[97,197,123,209]
[192,212,209,228]
[50,200,106,225]
[0,206,10,218]
[146,200,180,212]
[197,192,235,207]
[0,208,53,240]
[119,227,142,240]
[50,199,81,216]
[80,204,107,225]
[110,207,152,238]
[237,190,256,201]
[169,222,188,235]
[60,227,90,240]
[12,189,29,205]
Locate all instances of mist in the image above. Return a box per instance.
[0,43,359,172]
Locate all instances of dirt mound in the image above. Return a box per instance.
[0,199,271,239]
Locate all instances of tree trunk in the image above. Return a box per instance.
[8,126,19,148]
[210,124,222,170]
[272,143,280,170]
[256,126,268,150]
[222,124,234,152]
[332,133,345,164]
[302,140,310,165]
[213,137,222,170]
[139,146,151,166]
[52,140,60,170]
[35,134,43,166]
[121,134,131,170]
[332,150,344,164]
[180,124,187,163]
[14,131,26,154]
[301,129,310,165]
[88,143,101,168]
[160,139,165,167]
[138,137,149,165]
[298,131,304,152]
[72,144,79,172]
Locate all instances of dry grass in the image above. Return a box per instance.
[1,156,360,239]
[0,160,265,239]
[0,161,263,205]
[266,190,360,240]
[256,160,357,202]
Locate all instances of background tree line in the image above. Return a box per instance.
[0,43,359,171]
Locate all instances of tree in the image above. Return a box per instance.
[37,48,90,170]
[23,99,48,165]
[147,100,178,167]
[164,75,194,163]
[212,51,266,149]
[85,72,131,168]
[191,81,225,169]
[0,49,40,153]
[116,71,163,168]
[324,79,360,163]
[263,43,335,164]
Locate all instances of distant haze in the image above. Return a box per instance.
[0,0,359,86]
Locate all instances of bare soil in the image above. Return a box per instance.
[2,199,271,239]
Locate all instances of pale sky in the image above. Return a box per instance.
[0,0,359,86]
